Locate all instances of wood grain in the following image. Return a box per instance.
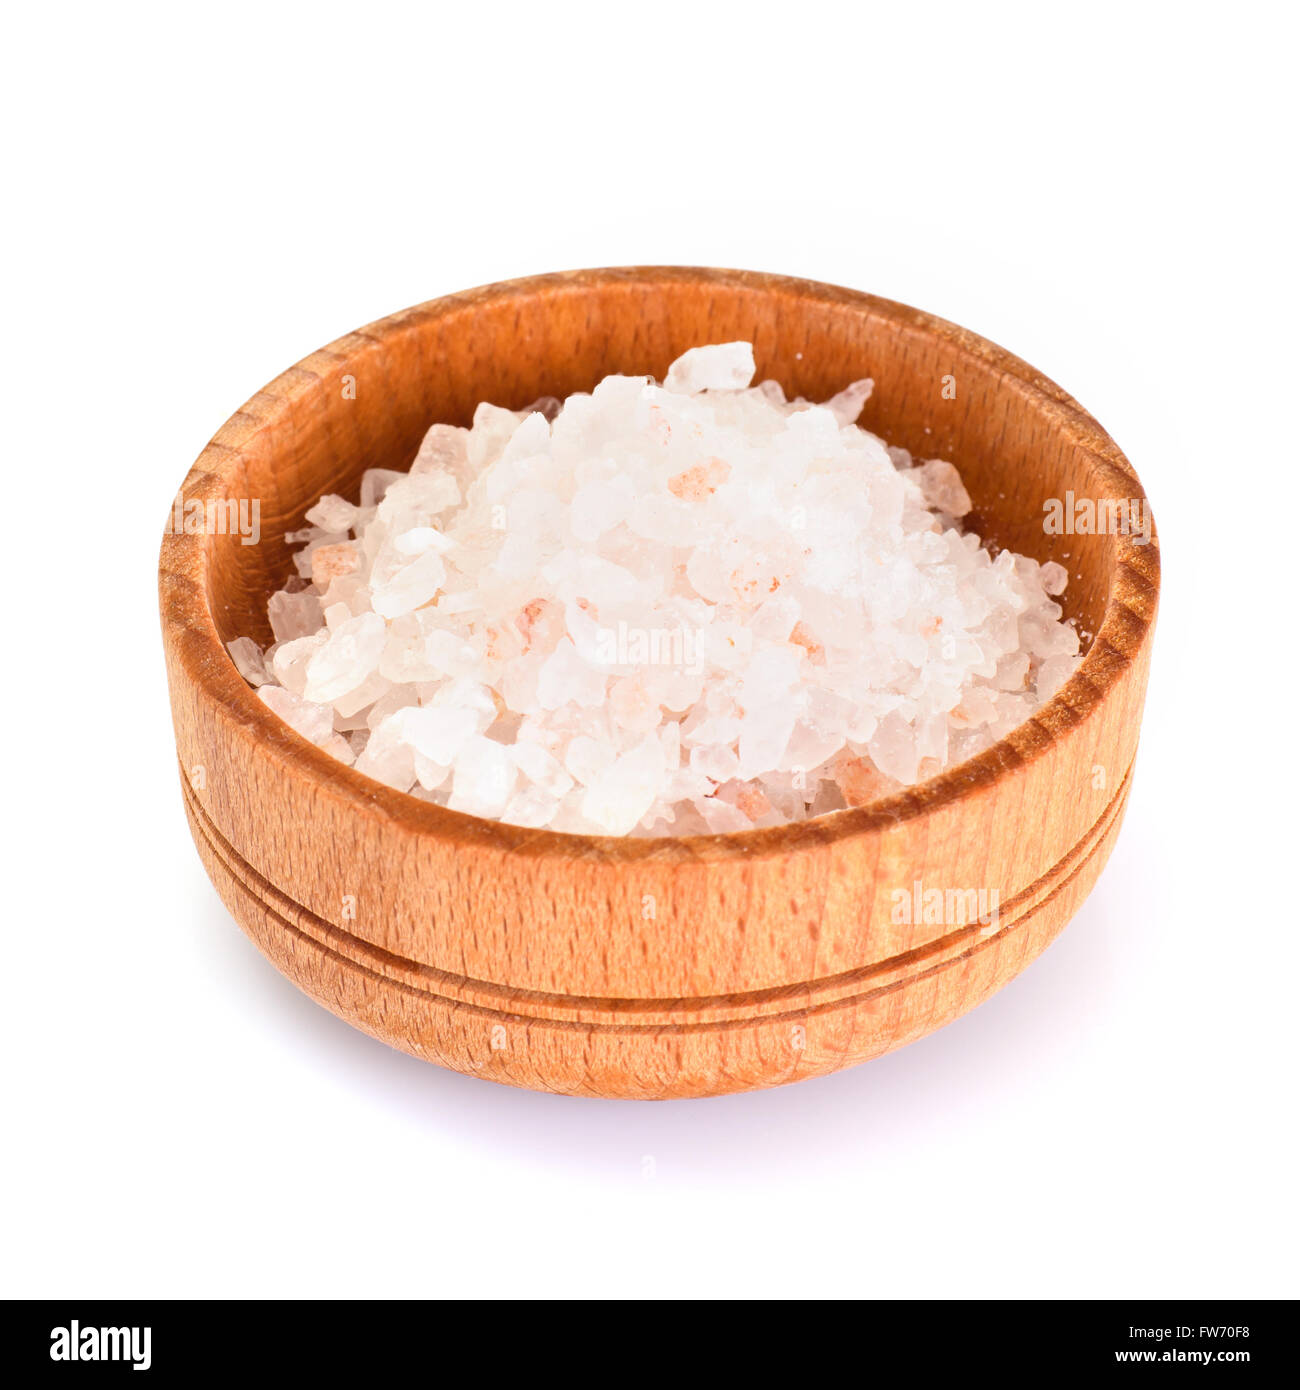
[159,267,1160,1098]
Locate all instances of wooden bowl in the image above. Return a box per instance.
[160,267,1159,1098]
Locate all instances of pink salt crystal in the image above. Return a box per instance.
[523,395,562,422]
[732,784,772,822]
[411,752,452,792]
[564,735,615,786]
[668,457,731,500]
[370,548,446,620]
[690,743,740,782]
[697,796,752,835]
[320,733,357,765]
[834,754,894,809]
[995,652,1031,691]
[483,622,525,663]
[310,542,361,589]
[789,621,826,665]
[608,676,661,734]
[515,598,563,651]
[332,671,391,718]
[536,638,606,710]
[500,785,561,828]
[257,685,335,747]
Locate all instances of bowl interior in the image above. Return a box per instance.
[200,271,1125,662]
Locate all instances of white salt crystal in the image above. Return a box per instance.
[227,636,269,687]
[536,638,606,710]
[354,715,417,792]
[824,378,874,426]
[509,741,574,798]
[737,702,797,779]
[1036,654,1079,699]
[370,547,446,619]
[268,589,323,644]
[448,736,516,818]
[663,342,756,394]
[1040,560,1069,597]
[319,732,357,765]
[411,423,472,493]
[304,612,386,704]
[360,469,405,508]
[236,341,1085,835]
[394,526,453,556]
[332,671,390,718]
[564,735,615,786]
[581,736,664,835]
[500,785,561,829]
[305,494,360,533]
[691,743,740,782]
[389,705,479,766]
[271,632,327,696]
[915,459,973,517]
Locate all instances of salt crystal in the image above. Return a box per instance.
[580,736,664,835]
[305,494,360,533]
[509,740,574,798]
[663,342,755,394]
[360,469,405,508]
[271,632,326,695]
[227,636,269,687]
[824,378,874,427]
[500,784,561,829]
[370,547,446,620]
[310,542,361,590]
[268,589,323,644]
[233,342,1084,835]
[258,685,336,747]
[915,459,972,517]
[448,736,516,818]
[303,612,386,704]
[389,705,479,765]
[1040,560,1069,597]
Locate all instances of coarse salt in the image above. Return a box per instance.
[230,344,1081,836]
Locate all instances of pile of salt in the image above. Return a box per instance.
[230,343,1080,836]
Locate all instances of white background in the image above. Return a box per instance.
[3,3,1296,1299]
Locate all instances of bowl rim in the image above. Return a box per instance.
[161,265,1160,864]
